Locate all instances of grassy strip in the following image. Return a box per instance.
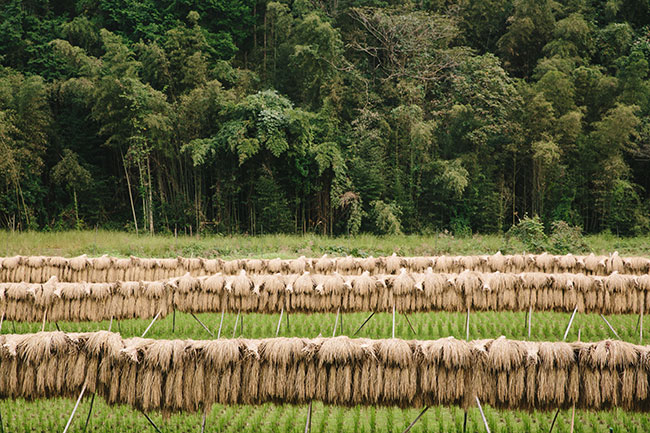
[2,230,650,258]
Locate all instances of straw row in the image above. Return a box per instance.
[2,331,650,414]
[2,252,648,283]
[2,270,650,321]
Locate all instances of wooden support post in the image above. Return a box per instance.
[392,304,396,338]
[333,307,340,337]
[276,307,284,337]
[304,400,313,433]
[599,314,621,340]
[108,315,113,333]
[475,397,491,433]
[569,405,575,433]
[141,411,163,433]
[172,308,176,333]
[232,308,241,339]
[141,311,161,338]
[0,312,4,333]
[563,306,578,341]
[0,405,4,433]
[548,408,560,433]
[82,392,95,433]
[401,406,429,433]
[41,308,47,332]
[286,309,290,332]
[466,307,470,341]
[62,383,87,433]
[217,309,225,339]
[55,322,61,332]
[190,313,214,337]
[353,312,375,336]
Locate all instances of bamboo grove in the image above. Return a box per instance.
[1,0,650,235]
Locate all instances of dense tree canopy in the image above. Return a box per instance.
[0,0,649,235]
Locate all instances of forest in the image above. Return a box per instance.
[0,0,649,236]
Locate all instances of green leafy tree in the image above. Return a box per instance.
[51,149,92,229]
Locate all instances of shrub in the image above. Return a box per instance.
[548,220,588,254]
[506,215,547,253]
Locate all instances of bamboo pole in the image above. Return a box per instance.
[599,314,621,340]
[548,408,560,433]
[392,304,396,338]
[333,307,340,337]
[639,300,645,344]
[55,322,61,332]
[528,305,532,339]
[232,308,241,339]
[276,307,284,337]
[41,307,47,332]
[217,309,225,339]
[304,400,313,433]
[62,383,87,433]
[190,313,214,337]
[569,405,575,433]
[82,393,95,433]
[141,311,161,338]
[200,407,207,433]
[401,406,429,433]
[0,406,4,433]
[475,397,491,433]
[466,307,470,341]
[172,308,176,333]
[108,315,113,333]
[353,311,375,336]
[141,411,162,433]
[463,412,467,433]
[563,306,578,341]
[403,312,417,335]
[0,312,4,333]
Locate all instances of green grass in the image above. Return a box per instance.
[1,309,646,432]
[2,230,650,258]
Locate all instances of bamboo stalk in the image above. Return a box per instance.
[141,311,161,338]
[232,308,241,339]
[55,322,61,332]
[41,307,47,332]
[475,397,491,433]
[353,311,375,336]
[108,315,113,333]
[528,305,532,339]
[563,306,578,341]
[62,383,87,433]
[401,406,429,433]
[333,307,340,337]
[569,405,575,433]
[463,411,467,433]
[217,309,225,339]
[276,306,284,337]
[0,312,4,333]
[172,308,176,333]
[191,313,214,337]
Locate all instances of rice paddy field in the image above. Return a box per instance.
[2,231,650,432]
[2,310,648,432]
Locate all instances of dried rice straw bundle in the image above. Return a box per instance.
[318,336,366,406]
[267,258,284,274]
[536,341,576,409]
[288,256,308,275]
[373,339,415,407]
[336,256,357,274]
[315,254,334,274]
[392,269,416,313]
[418,337,472,407]
[384,253,403,274]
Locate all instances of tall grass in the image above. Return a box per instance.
[2,230,649,258]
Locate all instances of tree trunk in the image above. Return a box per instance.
[147,156,154,234]
[73,188,80,230]
[121,152,139,235]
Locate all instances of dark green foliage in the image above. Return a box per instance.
[0,0,649,236]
